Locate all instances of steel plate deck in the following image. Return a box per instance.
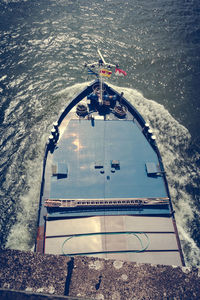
[44,215,182,266]
[50,119,167,203]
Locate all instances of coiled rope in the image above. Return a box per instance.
[62,231,150,256]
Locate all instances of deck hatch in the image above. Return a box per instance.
[111,160,120,170]
[95,161,104,169]
[145,162,159,176]
[44,216,182,265]
[52,163,68,178]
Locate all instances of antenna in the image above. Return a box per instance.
[86,49,116,68]
[97,49,106,65]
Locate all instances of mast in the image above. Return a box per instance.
[86,49,116,105]
[98,49,104,105]
[97,49,106,65]
[100,67,103,105]
[97,49,115,105]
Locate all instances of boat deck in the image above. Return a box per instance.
[44,215,183,266]
[36,86,184,266]
[48,119,168,211]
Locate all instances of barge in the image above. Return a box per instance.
[35,50,184,266]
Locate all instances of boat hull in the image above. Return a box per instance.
[35,80,184,266]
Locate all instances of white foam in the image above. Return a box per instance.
[0,75,7,81]
[5,135,47,251]
[5,82,88,251]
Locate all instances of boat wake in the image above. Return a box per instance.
[5,83,89,251]
[5,82,200,266]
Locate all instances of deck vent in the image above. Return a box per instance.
[145,162,159,176]
[111,160,120,170]
[95,161,104,169]
[52,163,68,179]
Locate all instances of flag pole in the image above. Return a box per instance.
[98,49,104,105]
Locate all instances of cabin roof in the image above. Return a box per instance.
[49,119,168,202]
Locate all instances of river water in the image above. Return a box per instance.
[0,0,200,266]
